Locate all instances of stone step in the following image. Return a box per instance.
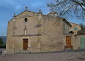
[64,48,73,51]
[16,50,30,54]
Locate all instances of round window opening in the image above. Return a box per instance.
[24,18,28,22]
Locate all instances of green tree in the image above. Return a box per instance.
[80,23,85,30]
[0,38,4,44]
[0,38,5,48]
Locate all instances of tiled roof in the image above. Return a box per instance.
[77,30,85,35]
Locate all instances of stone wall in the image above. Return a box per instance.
[6,10,71,54]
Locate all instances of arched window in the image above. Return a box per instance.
[24,18,28,22]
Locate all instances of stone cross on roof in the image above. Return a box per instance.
[25,7,27,11]
[39,9,42,14]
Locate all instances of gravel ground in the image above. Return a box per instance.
[0,51,85,61]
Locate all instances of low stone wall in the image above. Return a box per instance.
[0,48,6,54]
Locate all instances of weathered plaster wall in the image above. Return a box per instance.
[6,10,71,54]
[70,23,81,35]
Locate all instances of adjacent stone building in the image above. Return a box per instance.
[70,22,81,35]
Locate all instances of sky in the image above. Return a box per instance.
[0,0,83,36]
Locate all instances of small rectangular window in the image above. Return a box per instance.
[25,29,27,35]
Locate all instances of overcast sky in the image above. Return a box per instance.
[0,0,82,36]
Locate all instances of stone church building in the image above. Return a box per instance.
[6,7,82,54]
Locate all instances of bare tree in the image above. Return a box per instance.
[47,0,85,21]
[80,23,85,30]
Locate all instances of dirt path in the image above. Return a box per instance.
[0,51,85,61]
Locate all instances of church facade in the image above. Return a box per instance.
[6,7,81,54]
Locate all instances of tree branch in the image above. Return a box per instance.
[71,0,85,11]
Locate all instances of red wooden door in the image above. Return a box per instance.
[23,39,28,50]
[66,36,72,48]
